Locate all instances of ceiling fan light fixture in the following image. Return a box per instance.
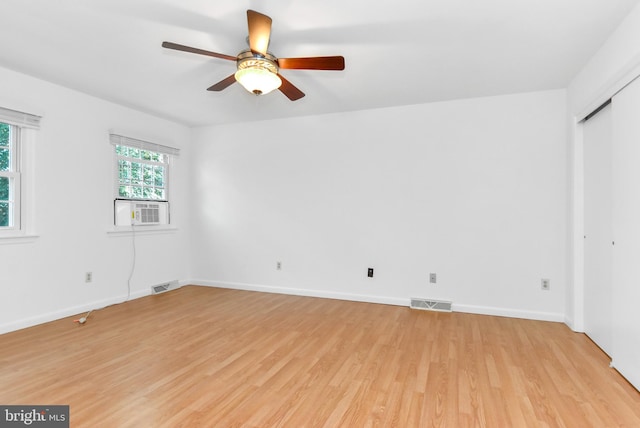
[235,67,281,95]
[235,52,281,95]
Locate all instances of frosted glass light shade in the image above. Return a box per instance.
[235,68,282,95]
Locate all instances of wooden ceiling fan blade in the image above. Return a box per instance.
[162,41,236,61]
[278,56,345,70]
[247,10,272,55]
[207,74,237,91]
[277,74,305,101]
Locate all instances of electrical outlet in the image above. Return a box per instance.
[541,278,550,290]
[367,268,374,278]
[430,273,437,284]
[85,272,92,283]
[276,261,282,270]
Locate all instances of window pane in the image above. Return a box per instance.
[0,173,8,227]
[154,166,164,187]
[118,160,131,184]
[0,123,9,147]
[132,186,143,198]
[129,148,140,159]
[0,148,9,171]
[0,202,8,227]
[155,188,165,199]
[143,164,153,185]
[0,176,8,201]
[118,185,130,198]
[142,187,155,199]
[131,162,141,185]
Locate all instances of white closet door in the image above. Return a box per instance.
[611,77,640,391]
[583,103,613,356]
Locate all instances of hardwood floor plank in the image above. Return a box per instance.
[1,286,639,427]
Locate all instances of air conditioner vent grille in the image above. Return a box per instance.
[114,200,169,226]
[135,203,160,224]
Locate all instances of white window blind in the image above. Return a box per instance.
[109,133,180,156]
[0,106,41,129]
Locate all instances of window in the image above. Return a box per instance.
[115,144,168,200]
[110,133,179,202]
[110,133,179,228]
[0,106,40,238]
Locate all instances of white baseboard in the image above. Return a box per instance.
[0,279,566,335]
[0,288,150,335]
[453,303,565,323]
[0,280,192,335]
[191,279,566,323]
[191,279,409,307]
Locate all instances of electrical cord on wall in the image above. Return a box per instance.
[74,222,137,327]
[126,223,136,302]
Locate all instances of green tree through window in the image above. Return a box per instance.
[0,122,12,226]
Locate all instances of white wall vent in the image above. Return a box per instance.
[151,280,179,295]
[114,200,169,226]
[410,298,453,312]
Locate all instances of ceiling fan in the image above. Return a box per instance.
[162,9,345,101]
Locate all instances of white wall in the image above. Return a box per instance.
[566,2,640,330]
[0,66,192,334]
[191,89,567,321]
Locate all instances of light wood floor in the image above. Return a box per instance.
[1,286,639,427]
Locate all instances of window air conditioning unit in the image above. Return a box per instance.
[114,200,169,226]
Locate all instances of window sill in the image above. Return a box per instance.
[0,234,39,245]
[107,225,178,237]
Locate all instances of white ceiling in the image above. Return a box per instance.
[1,0,638,127]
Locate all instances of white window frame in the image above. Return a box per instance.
[110,132,179,230]
[0,106,40,242]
